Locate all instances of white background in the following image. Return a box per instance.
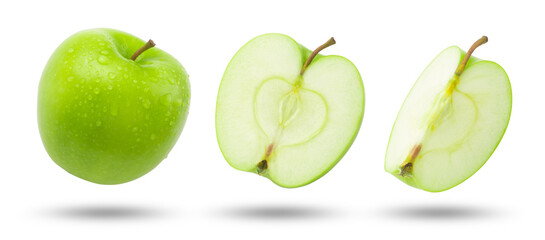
[0,0,542,239]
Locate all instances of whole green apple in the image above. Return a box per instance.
[38,28,190,184]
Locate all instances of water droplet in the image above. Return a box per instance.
[100,50,109,55]
[107,85,113,90]
[132,126,138,132]
[117,66,123,70]
[167,78,175,85]
[169,121,174,126]
[150,134,156,140]
[94,88,100,94]
[136,138,141,142]
[108,72,117,79]
[88,95,93,100]
[68,48,74,53]
[96,121,102,127]
[98,56,110,65]
[133,79,138,84]
[123,74,128,79]
[160,93,172,106]
[142,99,151,109]
[67,76,74,82]
[174,98,183,106]
[150,78,159,83]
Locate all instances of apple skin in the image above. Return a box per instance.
[38,28,190,184]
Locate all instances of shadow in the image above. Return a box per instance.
[217,205,338,220]
[43,205,171,221]
[380,205,502,220]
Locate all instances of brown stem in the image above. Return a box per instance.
[455,36,488,76]
[130,39,156,61]
[300,37,336,75]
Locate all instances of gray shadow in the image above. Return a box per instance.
[43,205,171,221]
[217,205,338,220]
[379,205,503,220]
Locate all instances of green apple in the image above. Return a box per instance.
[38,28,190,184]
[385,36,511,192]
[216,34,364,188]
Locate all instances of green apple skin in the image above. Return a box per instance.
[385,45,511,192]
[216,34,364,188]
[38,29,190,184]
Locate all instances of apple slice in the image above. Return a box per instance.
[385,37,512,192]
[216,34,364,188]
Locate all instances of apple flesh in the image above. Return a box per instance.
[385,37,511,192]
[216,34,364,188]
[38,29,190,184]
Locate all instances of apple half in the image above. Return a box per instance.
[385,37,512,192]
[216,34,364,188]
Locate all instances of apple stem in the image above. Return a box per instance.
[130,39,156,61]
[300,37,336,75]
[455,36,488,77]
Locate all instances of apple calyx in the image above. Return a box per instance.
[130,39,156,61]
[300,37,336,75]
[257,143,274,175]
[399,144,421,177]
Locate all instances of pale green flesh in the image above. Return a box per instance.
[216,34,364,188]
[385,46,511,192]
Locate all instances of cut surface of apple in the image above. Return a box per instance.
[216,34,364,188]
[385,37,511,192]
